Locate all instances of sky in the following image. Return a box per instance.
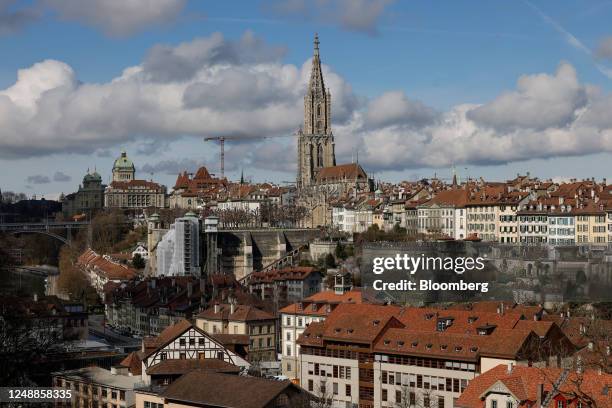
[1,0,612,199]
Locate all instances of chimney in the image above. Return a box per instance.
[214,303,220,314]
[588,341,594,351]
[507,362,513,374]
[230,302,236,315]
[187,282,193,298]
[33,293,38,302]
[537,383,544,405]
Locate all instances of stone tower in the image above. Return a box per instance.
[297,34,336,190]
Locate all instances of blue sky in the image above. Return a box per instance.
[1,0,612,198]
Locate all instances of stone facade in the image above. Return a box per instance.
[62,170,106,218]
[297,34,336,190]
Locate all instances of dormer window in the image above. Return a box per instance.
[455,346,463,352]
[426,343,432,349]
[334,328,341,333]
[384,339,390,345]
[397,341,405,347]
[470,346,478,353]
[347,328,354,334]
[373,319,380,326]
[411,341,418,347]
[440,344,448,351]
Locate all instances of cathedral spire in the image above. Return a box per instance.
[308,33,325,98]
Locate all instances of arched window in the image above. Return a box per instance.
[317,104,321,116]
[317,144,323,167]
[317,120,322,131]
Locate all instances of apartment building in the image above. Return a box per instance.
[280,277,379,381]
[548,211,576,246]
[517,209,549,244]
[195,303,277,362]
[247,267,324,304]
[53,366,141,408]
[297,303,574,408]
[574,203,607,246]
[118,319,250,385]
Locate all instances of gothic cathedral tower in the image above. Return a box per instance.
[297,34,336,190]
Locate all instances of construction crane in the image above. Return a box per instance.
[204,134,289,179]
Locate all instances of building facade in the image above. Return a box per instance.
[104,150,167,209]
[61,170,106,218]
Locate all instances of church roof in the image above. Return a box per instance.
[315,163,367,183]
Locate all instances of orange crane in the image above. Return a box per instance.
[204,134,290,179]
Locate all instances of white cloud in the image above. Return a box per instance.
[3,31,612,177]
[467,63,589,131]
[42,0,186,37]
[365,90,437,128]
[0,32,357,159]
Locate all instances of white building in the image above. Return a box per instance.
[156,213,201,276]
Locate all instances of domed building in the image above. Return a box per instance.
[112,150,135,182]
[61,169,106,217]
[104,150,167,209]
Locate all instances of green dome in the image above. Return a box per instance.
[113,150,135,171]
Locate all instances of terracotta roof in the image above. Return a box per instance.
[315,163,367,183]
[455,364,612,408]
[77,249,137,281]
[161,371,297,408]
[119,352,142,375]
[196,304,275,322]
[278,288,380,315]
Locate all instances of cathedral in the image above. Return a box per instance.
[297,35,371,225]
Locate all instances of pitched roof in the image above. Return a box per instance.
[455,364,612,408]
[315,163,368,183]
[196,304,275,322]
[161,371,296,408]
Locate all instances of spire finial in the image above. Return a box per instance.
[314,33,320,56]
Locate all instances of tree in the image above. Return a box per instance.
[132,253,145,269]
[324,253,336,269]
[334,241,347,260]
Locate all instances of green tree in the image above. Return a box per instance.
[324,253,336,269]
[132,253,145,269]
[334,242,347,260]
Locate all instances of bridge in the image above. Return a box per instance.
[0,221,89,245]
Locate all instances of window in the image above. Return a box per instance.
[286,345,291,356]
[119,391,125,401]
[346,384,351,397]
[556,402,563,408]
[111,391,117,400]
[179,338,185,346]
[308,380,313,392]
[396,390,402,403]
[439,396,445,408]
[506,402,513,408]
[333,383,338,395]
[179,352,186,359]
[491,401,498,408]
[189,338,195,346]
[382,389,387,402]
[286,332,291,341]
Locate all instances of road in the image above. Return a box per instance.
[88,314,141,348]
